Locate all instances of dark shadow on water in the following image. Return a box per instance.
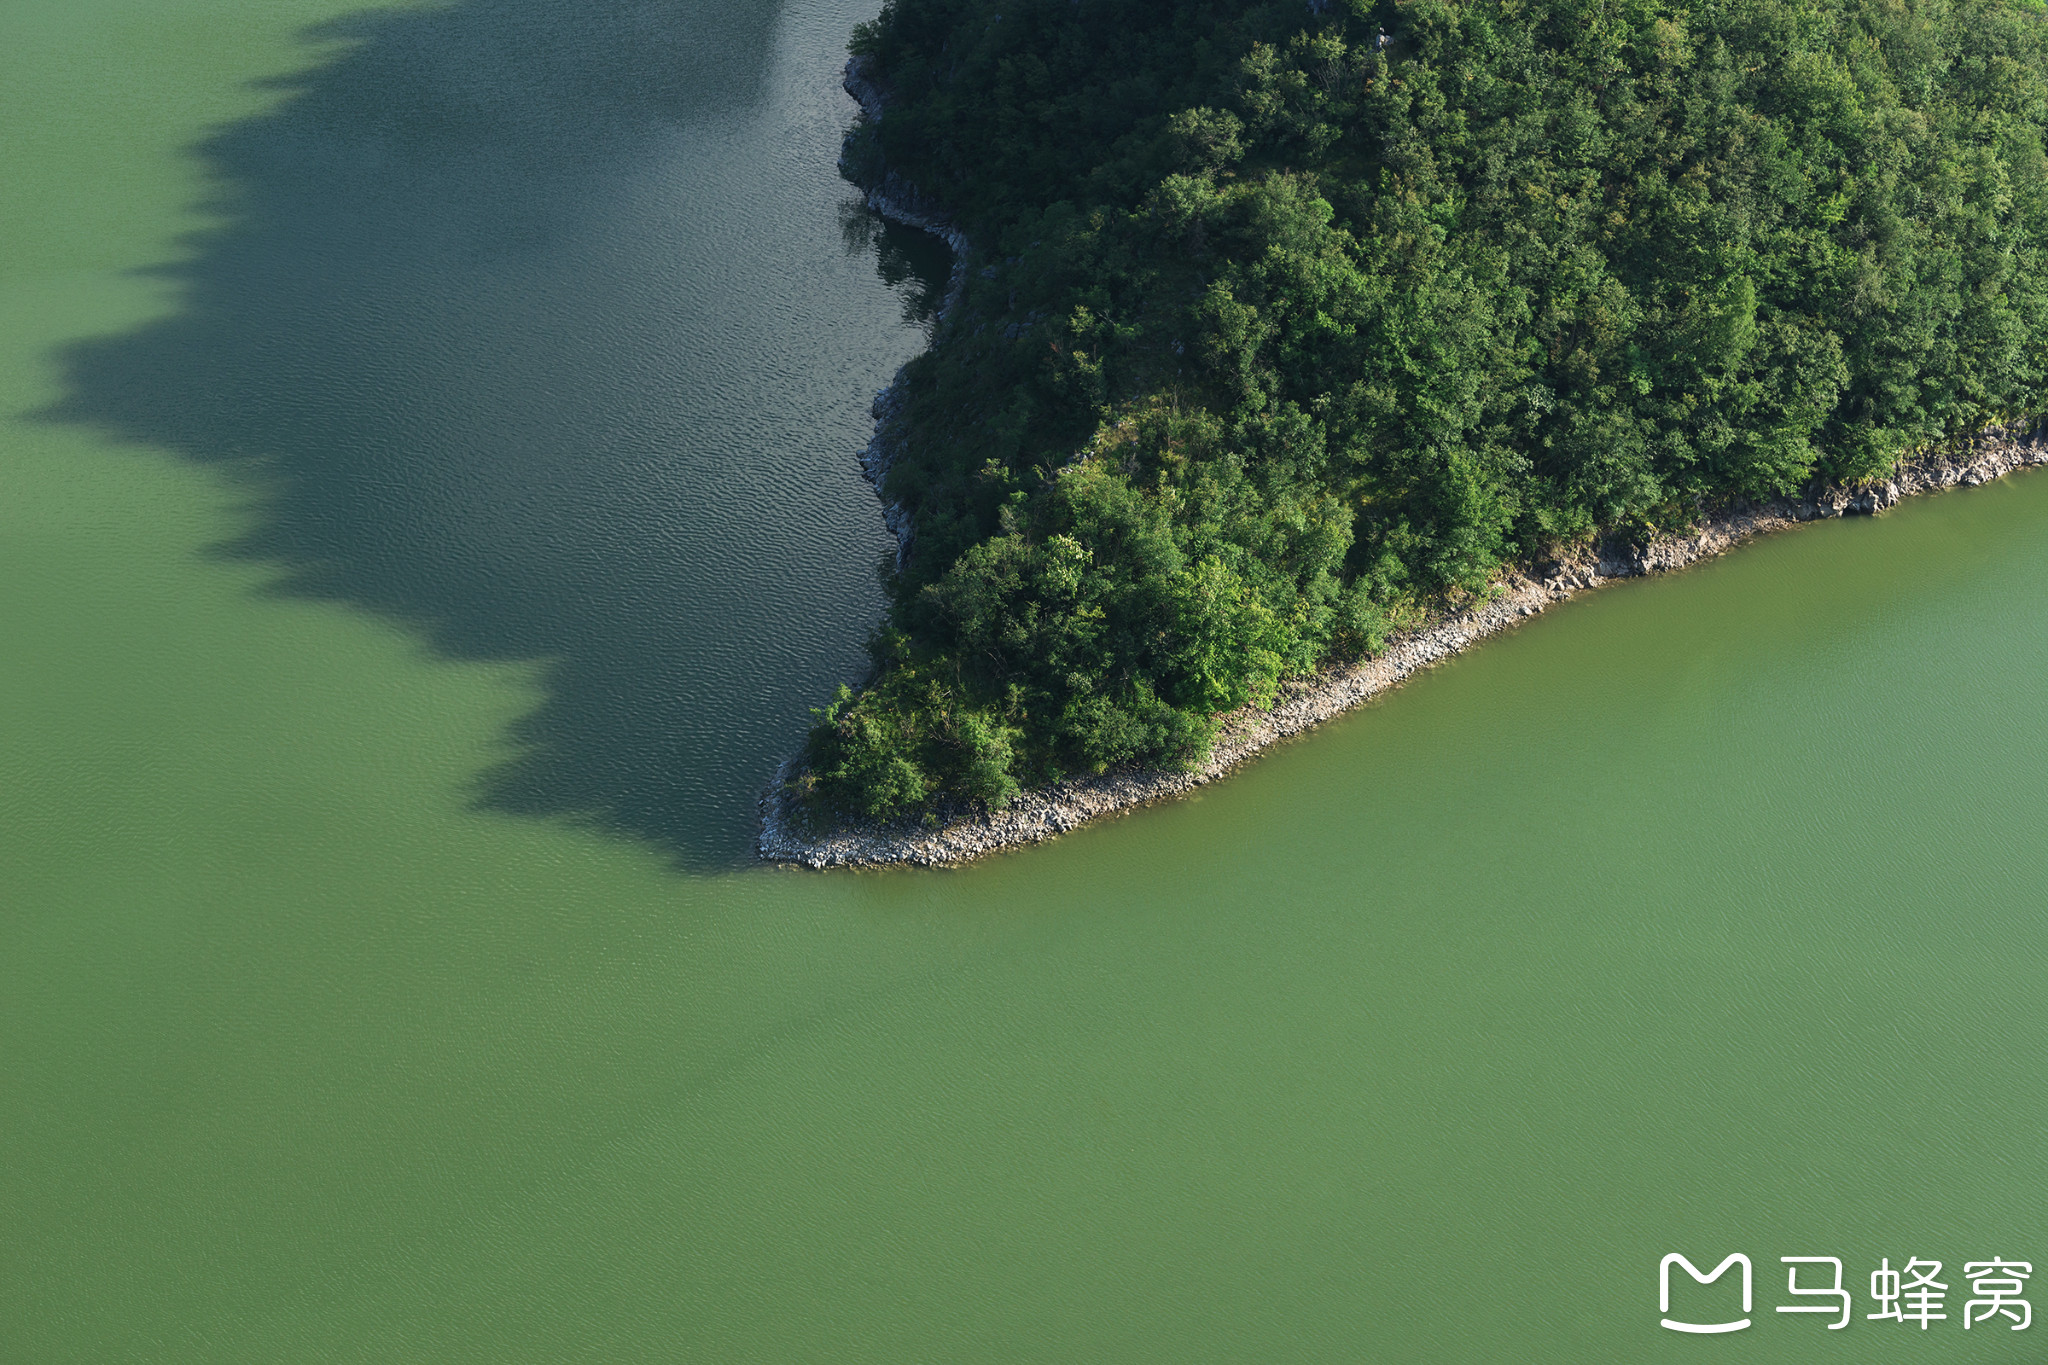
[44,0,948,871]
[843,200,952,331]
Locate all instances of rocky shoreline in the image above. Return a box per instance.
[763,419,2047,868]
[840,55,972,570]
[765,61,2047,870]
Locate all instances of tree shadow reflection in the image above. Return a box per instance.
[841,200,952,331]
[44,0,947,870]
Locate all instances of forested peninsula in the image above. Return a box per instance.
[787,0,2048,838]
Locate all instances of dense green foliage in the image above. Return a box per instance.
[802,0,2048,821]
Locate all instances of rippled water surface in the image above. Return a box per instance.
[6,1,2048,1359]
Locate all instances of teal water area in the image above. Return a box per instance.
[6,1,2048,1360]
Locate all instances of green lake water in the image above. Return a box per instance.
[6,1,2048,1360]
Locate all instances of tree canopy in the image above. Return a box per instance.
[803,0,2048,821]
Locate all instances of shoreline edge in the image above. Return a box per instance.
[760,64,2048,870]
[765,416,2047,868]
